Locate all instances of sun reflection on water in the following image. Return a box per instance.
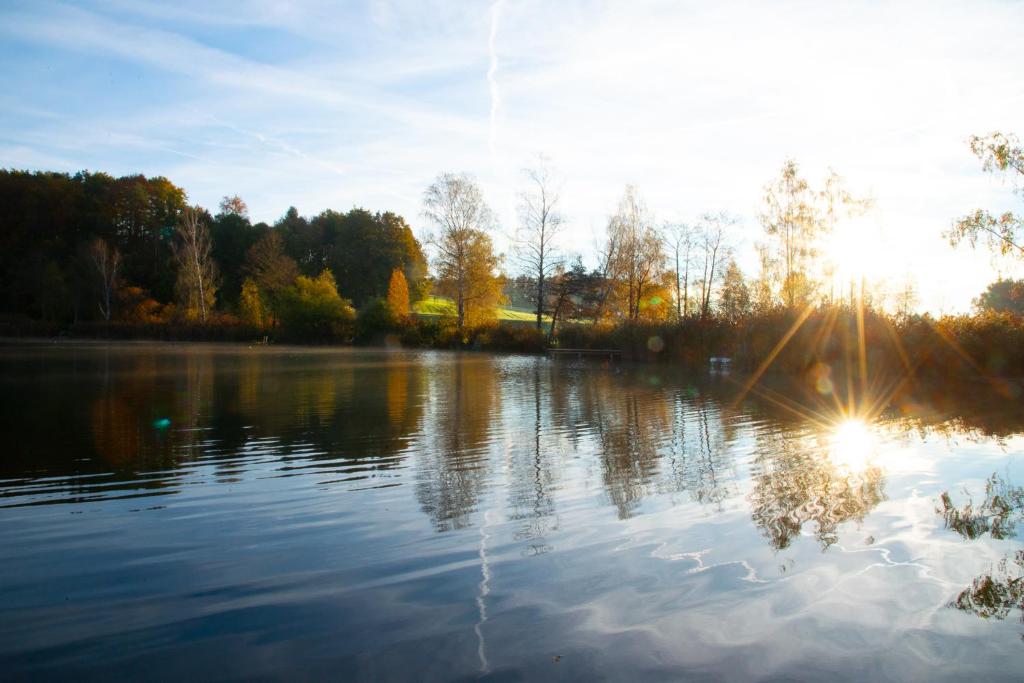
[829,418,877,472]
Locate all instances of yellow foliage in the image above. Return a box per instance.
[239,278,265,328]
[387,268,411,318]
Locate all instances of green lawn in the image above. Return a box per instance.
[413,296,550,323]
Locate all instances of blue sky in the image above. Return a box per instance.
[2,0,1023,312]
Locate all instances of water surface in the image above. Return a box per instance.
[1,342,1022,681]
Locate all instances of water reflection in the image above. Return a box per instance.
[4,344,1024,678]
[748,421,886,550]
[939,473,1024,541]
[415,356,498,531]
[939,472,1024,639]
[505,364,558,556]
[951,550,1024,632]
[3,346,1023,550]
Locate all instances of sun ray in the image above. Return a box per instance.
[731,302,817,409]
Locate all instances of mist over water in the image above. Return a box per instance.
[1,342,1022,680]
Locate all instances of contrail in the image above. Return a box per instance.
[487,0,505,162]
[474,509,495,673]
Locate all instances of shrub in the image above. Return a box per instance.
[277,270,356,342]
[356,298,411,344]
[472,323,547,353]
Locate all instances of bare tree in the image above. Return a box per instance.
[514,156,564,329]
[591,224,622,322]
[663,222,695,319]
[88,237,120,321]
[423,173,500,330]
[173,206,219,322]
[695,212,736,318]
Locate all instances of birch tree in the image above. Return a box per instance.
[695,212,736,319]
[423,173,501,330]
[760,160,818,308]
[173,205,219,322]
[514,156,564,329]
[604,186,664,320]
[88,237,120,321]
[760,160,868,308]
[948,132,1024,257]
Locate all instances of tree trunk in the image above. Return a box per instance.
[535,272,544,330]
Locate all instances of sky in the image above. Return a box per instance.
[1,0,1023,313]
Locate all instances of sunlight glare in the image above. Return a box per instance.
[829,419,877,473]
[822,216,889,293]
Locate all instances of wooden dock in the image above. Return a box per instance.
[547,348,622,361]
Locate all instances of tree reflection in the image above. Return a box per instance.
[661,392,738,509]
[747,425,886,550]
[415,358,499,532]
[939,472,1024,638]
[505,363,558,554]
[938,473,1024,541]
[31,348,427,496]
[887,379,1024,441]
[951,550,1024,638]
[570,369,739,519]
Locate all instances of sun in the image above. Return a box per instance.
[821,216,887,290]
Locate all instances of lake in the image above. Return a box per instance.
[1,342,1022,681]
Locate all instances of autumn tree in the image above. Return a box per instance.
[278,269,356,341]
[172,206,219,322]
[760,160,818,308]
[759,160,866,308]
[387,268,411,319]
[219,195,249,218]
[243,231,299,315]
[239,278,265,328]
[604,186,665,320]
[438,230,503,329]
[88,237,121,321]
[423,173,502,330]
[514,156,564,330]
[949,132,1024,257]
[717,259,751,322]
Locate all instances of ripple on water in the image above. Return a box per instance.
[0,344,1023,680]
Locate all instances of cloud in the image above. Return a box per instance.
[487,0,505,164]
[2,0,1023,311]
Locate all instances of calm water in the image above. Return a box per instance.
[1,342,1023,681]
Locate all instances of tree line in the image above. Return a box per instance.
[1,130,1022,361]
[0,170,427,339]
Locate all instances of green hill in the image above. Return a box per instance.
[413,296,550,324]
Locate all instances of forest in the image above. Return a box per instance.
[1,132,1023,382]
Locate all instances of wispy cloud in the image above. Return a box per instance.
[2,0,1023,311]
[486,0,505,164]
